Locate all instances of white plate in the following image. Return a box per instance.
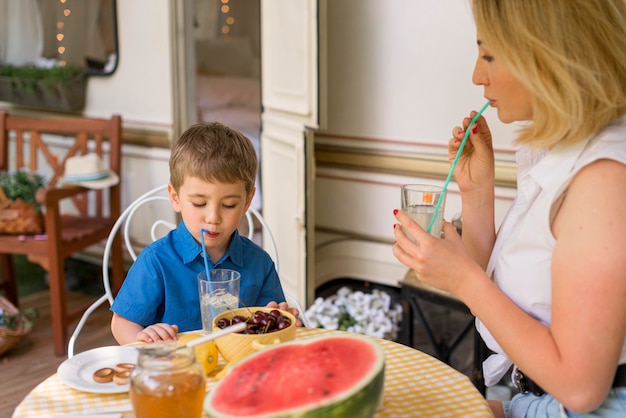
[57,346,139,394]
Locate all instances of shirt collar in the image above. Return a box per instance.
[525,137,591,192]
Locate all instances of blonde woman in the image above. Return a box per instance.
[393,0,626,416]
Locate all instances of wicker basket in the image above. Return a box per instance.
[0,297,34,356]
[0,188,44,235]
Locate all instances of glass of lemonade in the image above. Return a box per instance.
[401,184,446,241]
[197,269,241,334]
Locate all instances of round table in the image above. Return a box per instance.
[13,327,494,417]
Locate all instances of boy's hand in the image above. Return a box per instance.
[136,323,179,343]
[265,301,303,327]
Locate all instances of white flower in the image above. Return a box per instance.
[305,286,403,341]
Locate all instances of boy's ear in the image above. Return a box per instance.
[168,183,182,213]
[243,187,256,212]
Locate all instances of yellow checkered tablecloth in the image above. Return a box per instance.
[13,328,494,417]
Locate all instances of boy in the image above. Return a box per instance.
[111,122,298,344]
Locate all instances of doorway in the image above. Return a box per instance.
[192,0,262,210]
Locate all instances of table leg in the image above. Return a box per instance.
[400,282,487,395]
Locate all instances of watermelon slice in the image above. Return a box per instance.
[204,334,385,418]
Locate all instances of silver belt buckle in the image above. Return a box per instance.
[513,368,527,393]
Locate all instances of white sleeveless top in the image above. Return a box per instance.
[477,117,626,386]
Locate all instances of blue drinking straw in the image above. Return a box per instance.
[200,228,211,280]
[426,100,491,234]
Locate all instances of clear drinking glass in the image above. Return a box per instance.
[401,184,446,240]
[197,269,241,334]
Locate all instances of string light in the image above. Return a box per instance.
[56,0,70,66]
[220,0,235,37]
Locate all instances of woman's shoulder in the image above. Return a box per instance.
[580,117,626,165]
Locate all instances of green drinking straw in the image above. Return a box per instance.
[426,100,491,234]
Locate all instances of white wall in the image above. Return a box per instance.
[314,0,518,289]
[324,0,517,154]
[84,0,176,229]
[84,0,174,132]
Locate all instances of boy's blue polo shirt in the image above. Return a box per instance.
[111,221,285,332]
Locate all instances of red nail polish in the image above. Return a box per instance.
[472,126,478,134]
[393,224,397,229]
[393,209,398,215]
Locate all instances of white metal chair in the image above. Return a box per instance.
[68,185,309,358]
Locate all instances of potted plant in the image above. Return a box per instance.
[0,65,86,111]
[0,169,47,234]
[0,296,38,356]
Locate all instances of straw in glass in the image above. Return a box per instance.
[426,100,491,233]
[200,228,211,279]
[199,229,246,311]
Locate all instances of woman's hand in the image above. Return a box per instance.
[136,323,179,343]
[266,301,303,327]
[448,112,498,268]
[449,112,495,194]
[392,210,482,297]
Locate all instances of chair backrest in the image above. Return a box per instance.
[0,112,122,219]
[102,185,286,300]
[68,185,308,357]
[102,185,172,306]
[0,112,123,356]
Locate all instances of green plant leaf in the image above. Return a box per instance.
[0,169,48,212]
[0,307,39,331]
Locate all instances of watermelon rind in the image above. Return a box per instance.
[204,334,385,418]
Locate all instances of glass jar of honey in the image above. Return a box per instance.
[129,344,206,418]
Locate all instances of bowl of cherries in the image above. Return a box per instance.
[212,307,297,363]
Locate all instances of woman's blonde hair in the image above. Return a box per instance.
[472,0,626,147]
[169,122,258,194]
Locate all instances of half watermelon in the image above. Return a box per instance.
[204,334,385,418]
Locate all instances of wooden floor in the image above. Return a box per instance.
[0,290,117,417]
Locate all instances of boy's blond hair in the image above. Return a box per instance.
[472,0,626,147]
[169,122,258,194]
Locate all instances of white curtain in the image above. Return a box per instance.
[194,0,220,40]
[0,0,44,66]
[38,0,108,68]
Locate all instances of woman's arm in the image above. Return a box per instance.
[449,114,497,269]
[463,159,626,412]
[394,158,626,413]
